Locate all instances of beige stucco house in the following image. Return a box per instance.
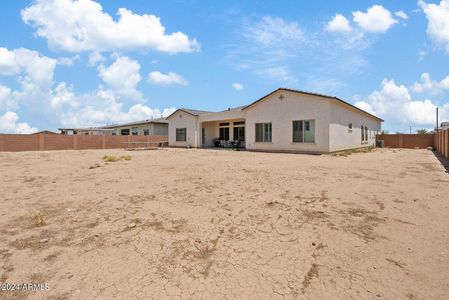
[167,88,383,153]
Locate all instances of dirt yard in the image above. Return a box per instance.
[0,148,448,299]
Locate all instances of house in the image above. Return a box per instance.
[441,122,449,129]
[32,130,59,135]
[167,88,383,153]
[101,118,168,136]
[58,118,168,136]
[59,128,113,135]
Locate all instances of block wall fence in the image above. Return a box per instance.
[434,129,449,159]
[0,134,167,152]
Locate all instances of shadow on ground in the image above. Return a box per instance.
[432,150,449,174]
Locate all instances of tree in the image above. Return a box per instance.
[416,129,428,134]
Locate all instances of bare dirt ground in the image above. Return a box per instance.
[0,148,448,299]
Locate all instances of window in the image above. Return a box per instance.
[143,129,150,136]
[131,127,138,136]
[348,123,353,133]
[293,120,315,143]
[219,122,230,126]
[112,129,116,136]
[255,123,272,142]
[176,128,186,141]
[233,121,245,126]
[202,128,205,145]
[219,127,229,140]
[361,125,369,142]
[121,128,130,135]
[233,126,245,141]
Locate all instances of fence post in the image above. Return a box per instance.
[0,135,4,152]
[101,135,106,149]
[398,135,403,148]
[73,135,78,150]
[38,134,45,151]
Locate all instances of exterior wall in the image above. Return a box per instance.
[0,134,168,152]
[110,123,168,136]
[244,90,331,153]
[329,100,381,152]
[168,111,199,147]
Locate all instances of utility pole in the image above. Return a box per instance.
[436,107,439,132]
[409,125,411,134]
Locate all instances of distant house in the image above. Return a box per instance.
[32,130,59,135]
[101,118,168,136]
[58,128,113,135]
[166,88,383,153]
[441,122,449,129]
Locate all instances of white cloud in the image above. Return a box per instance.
[98,56,142,99]
[232,83,244,91]
[0,111,38,134]
[58,88,176,127]
[57,55,80,66]
[355,78,449,127]
[412,72,449,94]
[21,0,200,54]
[88,52,106,67]
[352,5,398,33]
[0,47,56,85]
[244,16,305,47]
[326,14,352,33]
[148,71,188,86]
[395,10,409,20]
[0,85,17,112]
[419,0,449,53]
[258,67,297,84]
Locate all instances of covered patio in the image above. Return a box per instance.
[198,107,246,149]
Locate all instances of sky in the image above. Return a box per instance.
[1,0,449,134]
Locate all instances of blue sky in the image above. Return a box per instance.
[1,0,449,133]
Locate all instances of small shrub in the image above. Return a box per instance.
[34,214,46,226]
[103,155,120,162]
[102,155,132,162]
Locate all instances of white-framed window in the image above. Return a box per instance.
[255,123,272,142]
[143,129,150,136]
[348,123,353,133]
[293,120,315,143]
[176,128,186,141]
[131,127,138,136]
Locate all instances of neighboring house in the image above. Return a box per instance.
[101,118,168,136]
[32,130,59,135]
[167,88,383,153]
[441,122,449,129]
[58,118,168,136]
[59,128,113,135]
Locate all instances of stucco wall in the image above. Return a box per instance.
[110,123,168,136]
[244,90,331,153]
[168,111,199,147]
[329,101,381,152]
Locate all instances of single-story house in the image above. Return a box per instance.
[101,118,168,136]
[167,88,383,153]
[59,118,168,136]
[59,128,114,135]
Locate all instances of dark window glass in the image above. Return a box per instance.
[219,127,229,140]
[176,128,186,141]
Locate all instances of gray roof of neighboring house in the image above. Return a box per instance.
[441,122,449,126]
[166,108,212,119]
[100,118,168,129]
